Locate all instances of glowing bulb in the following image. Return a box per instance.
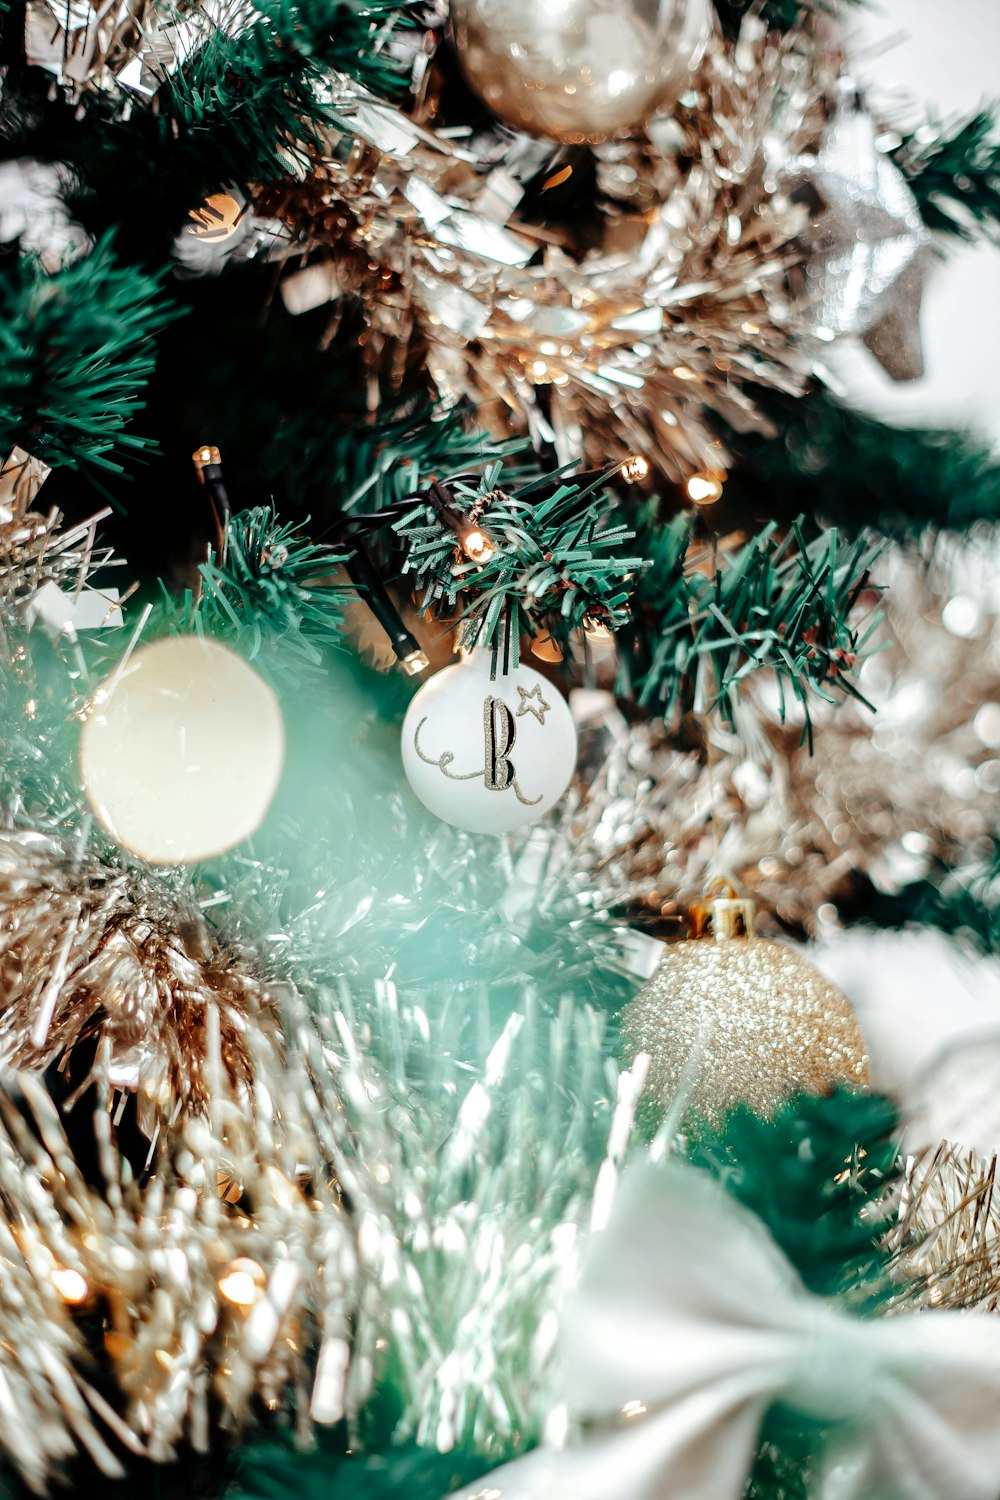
[400,647,430,677]
[672,365,698,382]
[219,1257,264,1306]
[685,471,725,505]
[463,529,494,563]
[51,1267,89,1305]
[620,454,650,483]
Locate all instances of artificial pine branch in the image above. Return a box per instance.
[0,236,179,476]
[163,0,417,182]
[724,386,1000,538]
[712,0,862,37]
[163,506,351,678]
[895,110,1000,242]
[853,842,1000,956]
[618,514,881,738]
[392,462,645,657]
[689,1088,899,1303]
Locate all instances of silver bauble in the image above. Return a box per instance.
[450,0,712,144]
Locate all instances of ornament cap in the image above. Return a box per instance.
[689,879,757,941]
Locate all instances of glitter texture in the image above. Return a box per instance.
[622,937,870,1127]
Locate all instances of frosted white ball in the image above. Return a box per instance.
[401,651,577,834]
[80,635,285,865]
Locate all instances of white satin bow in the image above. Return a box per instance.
[453,1159,1000,1500]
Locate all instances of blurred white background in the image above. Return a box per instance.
[832,0,1000,444]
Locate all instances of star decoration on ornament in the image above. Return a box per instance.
[783,84,929,381]
[516,683,551,724]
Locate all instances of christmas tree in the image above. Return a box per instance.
[1,0,1000,1496]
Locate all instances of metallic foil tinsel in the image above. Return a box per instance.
[23,0,254,102]
[576,537,1000,937]
[0,829,265,1123]
[890,1144,1000,1314]
[0,978,638,1486]
[1,494,997,1484]
[264,18,838,483]
[0,448,116,613]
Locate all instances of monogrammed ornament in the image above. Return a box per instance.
[401,650,577,834]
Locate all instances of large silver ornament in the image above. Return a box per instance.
[450,0,711,144]
[783,83,930,381]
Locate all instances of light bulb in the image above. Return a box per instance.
[463,528,495,563]
[685,470,725,505]
[51,1267,89,1305]
[400,647,430,676]
[219,1257,265,1307]
[620,455,650,483]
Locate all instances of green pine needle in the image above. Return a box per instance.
[856,841,1000,956]
[0,236,179,476]
[713,0,862,37]
[691,1090,901,1500]
[725,386,1000,539]
[164,0,417,181]
[896,110,1000,242]
[392,462,646,659]
[163,507,351,677]
[619,513,882,740]
[689,1088,899,1304]
[230,1436,489,1500]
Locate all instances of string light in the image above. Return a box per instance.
[218,1257,265,1307]
[620,454,650,483]
[685,470,725,505]
[400,647,431,676]
[462,528,495,563]
[51,1267,89,1305]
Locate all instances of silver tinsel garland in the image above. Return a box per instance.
[1,478,998,1486]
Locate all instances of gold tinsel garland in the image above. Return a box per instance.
[575,539,1000,937]
[891,1144,1000,1314]
[263,20,831,483]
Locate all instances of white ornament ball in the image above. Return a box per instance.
[80,635,285,865]
[450,0,711,144]
[401,650,577,834]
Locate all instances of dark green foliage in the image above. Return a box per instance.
[713,0,862,38]
[329,404,524,523]
[392,462,645,657]
[725,386,1000,539]
[163,0,416,183]
[852,844,1000,956]
[0,236,179,477]
[618,513,881,739]
[162,506,351,676]
[230,1434,489,1500]
[896,110,1000,242]
[689,1088,899,1305]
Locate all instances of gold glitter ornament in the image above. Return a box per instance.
[622,883,869,1128]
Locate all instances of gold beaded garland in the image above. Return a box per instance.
[622,884,869,1128]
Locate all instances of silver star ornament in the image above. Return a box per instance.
[784,84,930,382]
